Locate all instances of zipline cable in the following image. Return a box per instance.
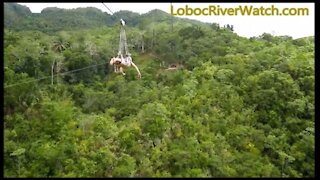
[101,2,119,19]
[4,62,106,89]
[101,3,128,56]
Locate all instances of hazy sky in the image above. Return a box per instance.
[18,3,314,39]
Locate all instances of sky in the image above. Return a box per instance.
[18,3,314,39]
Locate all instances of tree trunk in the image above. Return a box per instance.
[152,29,155,49]
[51,60,55,85]
[141,35,145,53]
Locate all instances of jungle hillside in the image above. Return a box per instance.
[4,3,315,178]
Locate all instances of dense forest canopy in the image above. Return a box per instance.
[4,3,314,178]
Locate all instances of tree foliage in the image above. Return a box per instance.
[4,3,314,178]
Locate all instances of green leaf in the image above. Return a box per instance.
[10,148,25,156]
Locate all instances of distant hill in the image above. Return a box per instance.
[4,3,32,29]
[4,3,190,33]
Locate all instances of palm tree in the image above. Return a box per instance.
[51,36,69,85]
[52,37,69,53]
